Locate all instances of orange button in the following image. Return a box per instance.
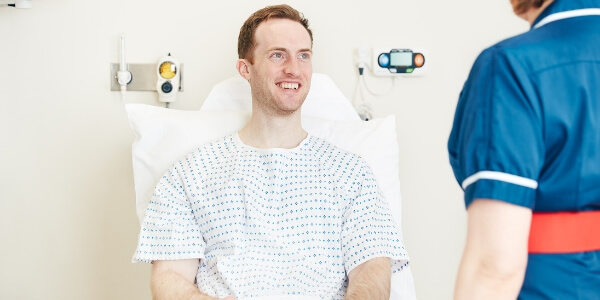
[413,53,424,68]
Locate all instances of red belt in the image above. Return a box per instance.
[528,210,600,254]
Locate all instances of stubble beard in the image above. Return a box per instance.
[253,82,307,117]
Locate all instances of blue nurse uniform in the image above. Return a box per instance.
[448,0,600,298]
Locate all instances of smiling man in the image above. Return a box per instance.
[133,4,409,300]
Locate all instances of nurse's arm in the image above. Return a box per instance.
[454,199,531,300]
[151,259,236,300]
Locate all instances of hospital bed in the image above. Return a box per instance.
[126,73,417,299]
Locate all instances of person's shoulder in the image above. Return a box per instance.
[305,135,365,164]
[475,35,524,64]
[470,29,548,76]
[480,26,557,62]
[306,135,349,153]
[180,134,237,161]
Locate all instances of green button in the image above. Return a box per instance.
[405,68,414,73]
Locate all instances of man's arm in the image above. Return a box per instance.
[151,259,236,300]
[345,257,391,300]
[454,199,531,300]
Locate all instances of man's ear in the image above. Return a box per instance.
[236,59,251,81]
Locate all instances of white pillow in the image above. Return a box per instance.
[125,103,402,232]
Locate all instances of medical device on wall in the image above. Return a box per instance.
[111,36,184,105]
[351,46,428,120]
[156,54,180,103]
[116,34,132,95]
[0,0,31,8]
[372,47,427,76]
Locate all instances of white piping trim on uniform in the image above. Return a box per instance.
[461,171,538,190]
[534,8,600,29]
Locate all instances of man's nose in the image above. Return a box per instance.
[283,58,301,76]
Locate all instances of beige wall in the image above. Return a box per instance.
[0,1,527,299]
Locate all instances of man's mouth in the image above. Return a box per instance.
[277,82,299,90]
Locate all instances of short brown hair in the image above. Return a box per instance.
[512,0,545,15]
[238,4,313,64]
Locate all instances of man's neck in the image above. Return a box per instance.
[238,111,307,149]
[522,0,555,25]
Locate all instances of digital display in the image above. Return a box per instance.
[390,52,412,67]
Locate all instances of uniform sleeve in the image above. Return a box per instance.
[133,160,206,263]
[341,159,409,274]
[447,45,544,209]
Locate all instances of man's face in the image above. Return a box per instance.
[245,18,312,116]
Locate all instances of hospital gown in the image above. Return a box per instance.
[134,133,409,299]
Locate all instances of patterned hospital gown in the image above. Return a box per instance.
[134,133,409,299]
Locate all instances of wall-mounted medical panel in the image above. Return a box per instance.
[109,63,184,92]
[372,47,428,77]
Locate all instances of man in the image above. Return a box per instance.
[448,0,600,299]
[134,5,409,300]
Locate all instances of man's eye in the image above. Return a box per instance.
[272,53,283,59]
[299,53,310,60]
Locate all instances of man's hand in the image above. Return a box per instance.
[151,259,237,300]
[345,257,391,300]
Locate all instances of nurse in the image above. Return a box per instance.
[448,0,600,299]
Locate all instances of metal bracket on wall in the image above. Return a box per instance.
[109,63,184,92]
